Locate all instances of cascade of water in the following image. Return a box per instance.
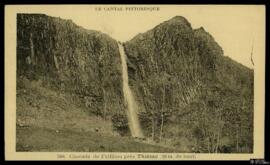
[118,42,144,138]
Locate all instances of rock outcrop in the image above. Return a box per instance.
[124,16,253,152]
[17,14,125,116]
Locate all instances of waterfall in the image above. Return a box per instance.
[118,42,144,138]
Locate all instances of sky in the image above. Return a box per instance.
[13,5,265,68]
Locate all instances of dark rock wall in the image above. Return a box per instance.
[17,14,124,116]
[124,16,253,152]
[124,16,224,112]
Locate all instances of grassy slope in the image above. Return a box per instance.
[17,126,178,152]
[16,78,179,152]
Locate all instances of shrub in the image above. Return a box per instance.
[111,113,130,136]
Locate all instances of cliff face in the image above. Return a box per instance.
[17,14,124,116]
[124,16,253,152]
[124,16,226,115]
[16,14,254,153]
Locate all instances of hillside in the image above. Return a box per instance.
[16,79,179,152]
[124,16,253,153]
[17,14,125,118]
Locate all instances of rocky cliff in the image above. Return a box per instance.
[124,16,253,152]
[17,14,125,117]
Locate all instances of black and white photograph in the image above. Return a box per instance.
[4,5,266,160]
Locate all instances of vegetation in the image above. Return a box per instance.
[111,113,130,136]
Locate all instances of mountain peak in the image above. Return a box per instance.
[166,16,191,27]
[197,27,206,32]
